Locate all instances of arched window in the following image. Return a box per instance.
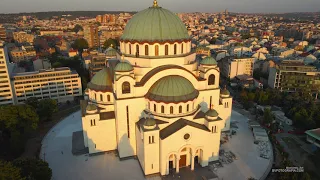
[94,93,97,100]
[161,105,164,113]
[100,94,103,102]
[122,81,130,94]
[179,105,182,113]
[165,45,169,55]
[107,94,110,101]
[136,44,139,56]
[154,104,156,112]
[145,45,149,56]
[187,104,189,112]
[170,106,173,114]
[208,74,215,85]
[174,44,177,55]
[181,43,184,54]
[129,43,131,54]
[155,45,159,56]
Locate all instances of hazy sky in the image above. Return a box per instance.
[0,0,319,14]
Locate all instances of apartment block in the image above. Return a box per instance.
[0,41,14,105]
[13,31,35,45]
[84,25,99,48]
[12,67,82,104]
[268,60,320,97]
[219,56,254,79]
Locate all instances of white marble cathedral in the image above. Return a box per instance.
[81,0,232,176]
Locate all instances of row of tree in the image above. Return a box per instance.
[0,158,52,180]
[239,88,320,130]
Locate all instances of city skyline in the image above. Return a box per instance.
[0,0,320,14]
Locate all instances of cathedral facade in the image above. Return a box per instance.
[81,0,232,176]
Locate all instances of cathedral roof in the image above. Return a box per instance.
[105,46,117,57]
[200,56,217,66]
[120,1,189,43]
[87,67,113,92]
[206,109,219,117]
[145,75,199,103]
[114,61,133,72]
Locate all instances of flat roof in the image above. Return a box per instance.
[305,128,320,139]
[13,67,77,77]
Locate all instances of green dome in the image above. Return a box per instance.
[115,62,133,72]
[144,117,156,127]
[120,4,189,42]
[86,104,97,111]
[146,75,199,103]
[221,88,230,96]
[87,68,113,91]
[105,46,117,57]
[200,56,217,66]
[206,109,219,117]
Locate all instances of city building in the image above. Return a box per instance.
[0,41,14,105]
[12,67,82,104]
[10,46,36,62]
[84,25,99,48]
[0,26,7,41]
[219,56,254,79]
[81,1,232,176]
[305,128,320,148]
[89,46,117,78]
[13,31,35,45]
[268,60,320,98]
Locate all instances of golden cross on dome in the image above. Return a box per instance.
[110,44,114,48]
[153,0,158,7]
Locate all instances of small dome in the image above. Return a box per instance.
[220,86,230,97]
[200,56,217,66]
[86,104,97,111]
[105,46,117,57]
[146,75,198,103]
[115,61,133,72]
[120,1,189,42]
[206,109,219,117]
[144,117,156,127]
[87,68,113,91]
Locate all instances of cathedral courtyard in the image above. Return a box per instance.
[40,110,272,180]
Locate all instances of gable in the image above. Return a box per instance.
[160,118,210,140]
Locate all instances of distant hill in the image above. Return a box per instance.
[0,11,137,23]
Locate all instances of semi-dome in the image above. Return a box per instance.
[105,46,117,57]
[221,88,230,96]
[87,68,113,91]
[114,61,133,72]
[146,75,199,103]
[200,56,217,66]
[206,109,219,117]
[120,1,189,42]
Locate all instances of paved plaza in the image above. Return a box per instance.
[40,110,272,180]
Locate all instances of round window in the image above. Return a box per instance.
[184,133,190,140]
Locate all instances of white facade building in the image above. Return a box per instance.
[81,1,232,176]
[0,41,14,105]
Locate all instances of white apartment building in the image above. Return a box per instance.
[0,41,14,105]
[12,67,82,104]
[219,56,254,79]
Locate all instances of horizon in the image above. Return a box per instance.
[0,0,320,14]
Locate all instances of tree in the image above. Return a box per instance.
[71,38,88,52]
[103,38,119,49]
[0,160,24,180]
[72,24,83,33]
[37,99,58,121]
[13,158,52,180]
[263,108,274,125]
[52,61,62,68]
[25,97,39,109]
